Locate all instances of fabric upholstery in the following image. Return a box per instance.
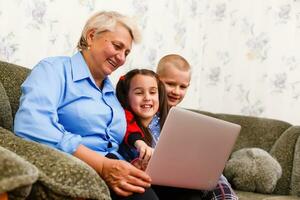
[236,191,300,200]
[224,148,282,194]
[270,126,300,195]
[189,109,292,151]
[0,61,30,119]
[217,114,297,195]
[0,128,111,200]
[0,145,38,200]
[216,114,292,152]
[0,81,13,131]
[288,126,300,196]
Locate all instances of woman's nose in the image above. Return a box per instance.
[116,52,126,65]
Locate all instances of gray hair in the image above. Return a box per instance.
[77,11,141,50]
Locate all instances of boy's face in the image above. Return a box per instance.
[159,66,190,107]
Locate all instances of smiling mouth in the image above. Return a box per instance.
[168,96,179,101]
[107,59,117,68]
[141,104,153,108]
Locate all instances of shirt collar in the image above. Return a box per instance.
[70,51,92,82]
[70,51,115,93]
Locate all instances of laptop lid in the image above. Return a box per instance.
[145,107,241,190]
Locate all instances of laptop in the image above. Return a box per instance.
[145,107,241,190]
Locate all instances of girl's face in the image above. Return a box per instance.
[128,74,159,127]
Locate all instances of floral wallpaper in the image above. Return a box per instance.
[0,0,299,124]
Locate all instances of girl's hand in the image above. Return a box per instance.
[134,140,154,161]
[134,140,154,170]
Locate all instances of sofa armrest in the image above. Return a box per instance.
[291,127,300,197]
[0,145,38,199]
[0,127,111,200]
[270,126,300,195]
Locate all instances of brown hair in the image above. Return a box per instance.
[116,69,169,146]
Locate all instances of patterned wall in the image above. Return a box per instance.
[0,0,299,124]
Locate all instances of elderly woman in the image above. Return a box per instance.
[14,11,155,199]
[14,11,205,200]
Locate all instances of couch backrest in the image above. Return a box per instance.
[216,114,292,152]
[190,109,292,152]
[0,81,13,130]
[0,61,30,130]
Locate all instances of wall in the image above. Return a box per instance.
[0,0,299,124]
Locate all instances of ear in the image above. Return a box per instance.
[86,29,96,46]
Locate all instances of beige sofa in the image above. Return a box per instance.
[0,60,300,200]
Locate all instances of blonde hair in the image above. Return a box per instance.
[157,54,191,75]
[77,11,141,50]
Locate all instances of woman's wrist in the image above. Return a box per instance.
[73,144,106,175]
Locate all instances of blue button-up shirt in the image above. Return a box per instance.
[14,52,126,159]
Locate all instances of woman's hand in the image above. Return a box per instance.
[73,144,151,197]
[101,158,151,196]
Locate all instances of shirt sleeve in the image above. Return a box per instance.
[124,109,144,147]
[14,59,82,154]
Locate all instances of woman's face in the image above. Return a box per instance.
[86,23,133,81]
[128,74,159,127]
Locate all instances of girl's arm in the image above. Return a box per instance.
[124,110,145,147]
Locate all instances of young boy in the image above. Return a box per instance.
[156,54,239,200]
[156,54,191,107]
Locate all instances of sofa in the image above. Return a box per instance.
[0,60,300,200]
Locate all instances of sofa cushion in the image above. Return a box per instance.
[0,81,13,131]
[236,191,300,200]
[224,148,282,194]
[0,61,30,119]
[0,145,38,199]
[0,127,111,200]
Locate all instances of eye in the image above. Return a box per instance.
[166,82,176,87]
[112,43,122,50]
[125,50,130,57]
[180,85,188,89]
[134,90,143,95]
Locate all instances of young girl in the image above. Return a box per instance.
[117,68,238,200]
[116,69,169,169]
